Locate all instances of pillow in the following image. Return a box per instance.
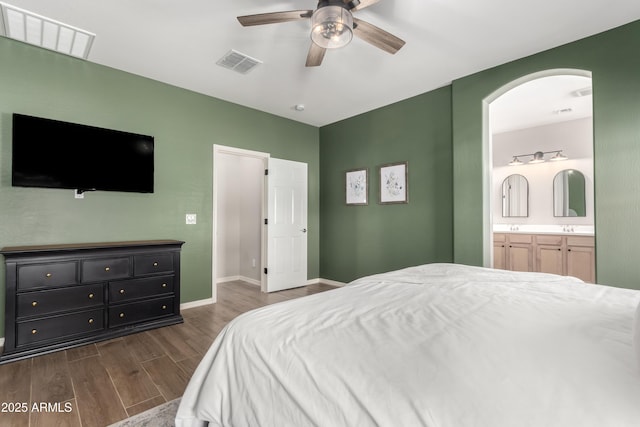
[634,301,640,372]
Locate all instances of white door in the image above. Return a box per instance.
[266,158,308,292]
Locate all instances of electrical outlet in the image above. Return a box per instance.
[185,214,197,225]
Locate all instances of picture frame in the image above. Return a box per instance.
[345,168,368,205]
[379,161,408,204]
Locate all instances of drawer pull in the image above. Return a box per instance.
[153,262,159,267]
[88,318,94,324]
[31,329,37,335]
[119,313,125,318]
[162,305,167,310]
[105,267,111,272]
[119,289,125,294]
[45,273,52,278]
[32,301,38,307]
[161,283,167,288]
[88,293,94,299]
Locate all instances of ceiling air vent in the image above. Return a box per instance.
[216,49,262,74]
[0,1,95,59]
[572,87,592,97]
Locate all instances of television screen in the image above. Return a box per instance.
[12,114,154,193]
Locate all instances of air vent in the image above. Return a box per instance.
[0,1,95,59]
[216,49,262,74]
[572,87,592,97]
[553,107,574,115]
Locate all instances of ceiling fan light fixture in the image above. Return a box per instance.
[311,5,353,49]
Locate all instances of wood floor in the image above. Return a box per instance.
[0,281,336,427]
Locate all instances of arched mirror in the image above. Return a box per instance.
[553,169,586,217]
[502,174,529,217]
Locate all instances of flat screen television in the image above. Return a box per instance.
[12,113,154,193]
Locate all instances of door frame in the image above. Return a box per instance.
[212,144,269,303]
[481,68,593,268]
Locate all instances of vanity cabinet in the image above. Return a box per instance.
[494,233,595,283]
[535,235,565,276]
[565,236,596,283]
[493,233,534,272]
[1,240,184,364]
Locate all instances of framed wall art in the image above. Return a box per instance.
[345,168,368,205]
[379,161,408,204]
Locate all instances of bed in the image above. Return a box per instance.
[176,263,640,427]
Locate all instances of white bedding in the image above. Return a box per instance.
[176,263,640,427]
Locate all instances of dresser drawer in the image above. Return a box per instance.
[17,262,77,291]
[109,276,174,303]
[134,253,174,275]
[17,284,104,319]
[16,308,105,347]
[82,257,131,282]
[109,296,175,328]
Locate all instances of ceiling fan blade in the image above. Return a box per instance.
[237,10,313,27]
[345,0,381,12]
[306,42,326,67]
[353,18,405,54]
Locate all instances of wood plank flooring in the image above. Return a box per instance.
[0,281,336,427]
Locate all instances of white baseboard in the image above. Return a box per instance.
[180,298,214,310]
[180,278,345,312]
[311,278,347,287]
[217,275,260,286]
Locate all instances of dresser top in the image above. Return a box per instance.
[1,240,185,255]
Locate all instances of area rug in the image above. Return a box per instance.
[108,398,181,427]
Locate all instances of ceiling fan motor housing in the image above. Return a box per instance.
[311,1,354,49]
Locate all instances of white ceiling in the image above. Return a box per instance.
[490,75,593,134]
[4,0,640,127]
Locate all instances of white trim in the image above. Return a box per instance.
[213,144,270,304]
[481,68,593,268]
[0,337,4,348]
[217,275,261,286]
[311,278,347,287]
[181,298,214,310]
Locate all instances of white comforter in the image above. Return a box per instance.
[176,264,640,427]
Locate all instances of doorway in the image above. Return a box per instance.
[213,145,268,303]
[482,69,595,270]
[212,144,309,302]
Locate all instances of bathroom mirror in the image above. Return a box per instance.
[502,174,529,217]
[553,169,586,217]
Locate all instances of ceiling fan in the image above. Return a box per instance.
[237,0,405,67]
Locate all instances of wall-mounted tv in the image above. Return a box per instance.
[12,113,154,193]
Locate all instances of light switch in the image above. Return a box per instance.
[186,214,197,225]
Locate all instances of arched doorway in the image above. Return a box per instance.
[482,69,595,277]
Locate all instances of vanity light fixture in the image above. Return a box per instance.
[508,157,524,166]
[508,150,568,166]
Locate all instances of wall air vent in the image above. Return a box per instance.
[216,49,262,74]
[0,1,95,59]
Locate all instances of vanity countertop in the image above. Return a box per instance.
[493,224,594,236]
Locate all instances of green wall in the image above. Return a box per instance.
[319,87,454,282]
[0,38,320,336]
[452,20,640,289]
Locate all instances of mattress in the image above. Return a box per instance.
[176,263,640,427]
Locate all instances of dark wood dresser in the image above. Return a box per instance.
[1,240,184,364]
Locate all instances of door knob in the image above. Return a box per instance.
[301,228,307,233]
